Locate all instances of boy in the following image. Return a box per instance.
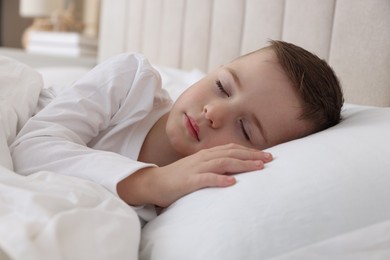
[11,40,343,221]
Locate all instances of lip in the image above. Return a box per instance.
[184,113,200,141]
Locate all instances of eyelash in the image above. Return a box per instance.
[216,80,230,97]
[240,119,250,141]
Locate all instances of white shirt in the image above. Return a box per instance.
[11,53,173,222]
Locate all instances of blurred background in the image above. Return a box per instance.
[0,0,100,50]
[0,0,31,48]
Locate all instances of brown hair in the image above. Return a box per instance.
[267,40,344,132]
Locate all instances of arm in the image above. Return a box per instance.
[11,53,163,195]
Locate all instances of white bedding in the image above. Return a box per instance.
[0,167,140,260]
[1,55,390,259]
[0,55,142,260]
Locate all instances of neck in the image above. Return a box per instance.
[138,113,182,166]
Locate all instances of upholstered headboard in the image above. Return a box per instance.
[98,0,390,106]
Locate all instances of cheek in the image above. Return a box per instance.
[203,130,245,149]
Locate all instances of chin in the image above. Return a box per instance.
[166,135,191,158]
[177,145,198,157]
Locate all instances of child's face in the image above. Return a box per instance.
[166,49,313,156]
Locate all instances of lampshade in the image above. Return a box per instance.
[19,0,62,17]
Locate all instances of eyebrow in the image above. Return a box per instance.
[225,67,269,145]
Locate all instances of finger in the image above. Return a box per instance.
[200,157,265,174]
[206,143,257,153]
[194,173,236,189]
[219,143,269,157]
[199,147,272,162]
[262,151,273,162]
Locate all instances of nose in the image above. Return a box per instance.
[203,103,226,128]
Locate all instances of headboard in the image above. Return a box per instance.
[98,0,390,107]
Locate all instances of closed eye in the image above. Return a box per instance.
[216,80,230,97]
[240,119,250,141]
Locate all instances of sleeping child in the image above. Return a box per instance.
[10,40,343,222]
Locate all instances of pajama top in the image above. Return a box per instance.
[11,53,173,222]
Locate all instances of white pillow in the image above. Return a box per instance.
[0,56,43,169]
[153,65,205,100]
[36,66,91,89]
[139,105,390,260]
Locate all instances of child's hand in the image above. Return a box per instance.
[118,143,272,208]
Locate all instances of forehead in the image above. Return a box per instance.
[226,49,294,99]
[228,48,281,78]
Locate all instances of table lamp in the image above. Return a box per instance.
[20,0,62,18]
[19,0,62,47]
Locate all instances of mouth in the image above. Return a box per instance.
[184,113,200,141]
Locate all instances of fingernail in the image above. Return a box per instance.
[254,160,264,167]
[227,176,236,184]
[264,152,272,160]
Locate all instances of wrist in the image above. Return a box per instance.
[117,167,157,206]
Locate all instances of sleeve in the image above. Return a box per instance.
[10,53,160,220]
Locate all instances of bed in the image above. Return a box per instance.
[1,0,389,259]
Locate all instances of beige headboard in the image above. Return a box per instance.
[98,0,390,106]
